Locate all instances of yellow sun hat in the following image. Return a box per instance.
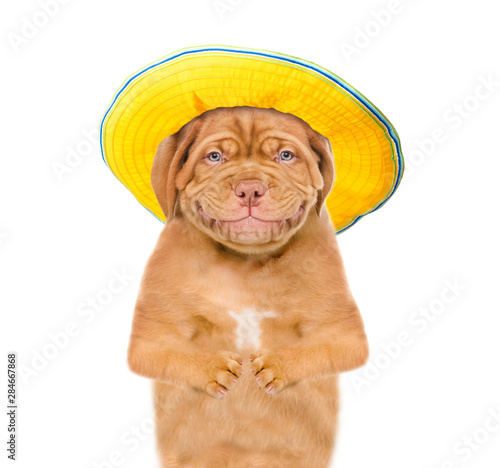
[100,45,403,233]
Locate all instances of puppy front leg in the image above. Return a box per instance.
[128,345,243,399]
[127,307,243,399]
[250,308,369,396]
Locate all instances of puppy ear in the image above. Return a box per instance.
[307,128,335,215]
[151,117,203,222]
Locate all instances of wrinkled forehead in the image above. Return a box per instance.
[192,107,313,153]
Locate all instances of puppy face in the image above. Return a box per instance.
[151,107,335,255]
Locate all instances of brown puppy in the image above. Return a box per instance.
[127,106,369,467]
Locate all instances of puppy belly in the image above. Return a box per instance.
[154,375,338,467]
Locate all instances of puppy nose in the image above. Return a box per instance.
[235,180,267,205]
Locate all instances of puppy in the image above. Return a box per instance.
[127,106,369,467]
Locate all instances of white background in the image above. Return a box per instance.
[1,1,499,467]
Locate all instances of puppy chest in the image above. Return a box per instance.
[193,263,307,350]
[227,307,277,351]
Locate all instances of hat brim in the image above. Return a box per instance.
[100,45,403,233]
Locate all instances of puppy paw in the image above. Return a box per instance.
[249,349,287,396]
[204,351,243,400]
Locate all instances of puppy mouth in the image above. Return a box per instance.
[197,203,304,233]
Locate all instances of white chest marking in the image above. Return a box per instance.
[228,307,277,350]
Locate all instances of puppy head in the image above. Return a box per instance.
[151,106,334,255]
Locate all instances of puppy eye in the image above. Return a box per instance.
[279,151,294,161]
[207,152,222,162]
